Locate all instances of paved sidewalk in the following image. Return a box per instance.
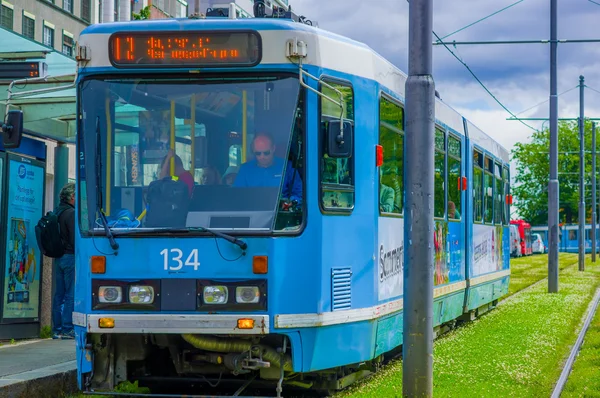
[0,339,77,398]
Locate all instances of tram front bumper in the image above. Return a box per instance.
[73,312,270,334]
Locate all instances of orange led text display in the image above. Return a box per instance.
[109,32,260,67]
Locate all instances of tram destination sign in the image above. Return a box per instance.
[109,31,261,68]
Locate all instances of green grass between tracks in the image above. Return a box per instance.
[335,254,600,398]
[561,279,600,397]
[508,253,578,296]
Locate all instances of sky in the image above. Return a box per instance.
[288,0,600,159]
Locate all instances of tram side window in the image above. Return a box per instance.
[378,96,404,215]
[484,156,494,224]
[320,81,354,211]
[448,136,461,220]
[503,165,510,224]
[483,157,494,224]
[569,230,577,241]
[434,128,446,219]
[494,162,503,225]
[473,151,484,223]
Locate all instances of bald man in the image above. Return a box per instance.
[233,133,303,202]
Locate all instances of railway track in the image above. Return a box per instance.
[551,286,600,398]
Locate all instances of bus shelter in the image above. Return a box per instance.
[0,27,76,339]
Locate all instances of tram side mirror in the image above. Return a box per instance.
[1,110,24,149]
[326,120,353,158]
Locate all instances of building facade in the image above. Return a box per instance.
[0,0,94,56]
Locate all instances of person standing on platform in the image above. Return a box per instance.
[51,183,76,340]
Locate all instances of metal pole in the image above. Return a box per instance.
[579,75,586,272]
[592,122,596,262]
[53,143,69,209]
[548,0,559,293]
[403,0,434,395]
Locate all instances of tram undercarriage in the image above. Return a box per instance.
[84,333,385,397]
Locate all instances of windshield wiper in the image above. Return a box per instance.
[95,116,119,253]
[112,227,248,251]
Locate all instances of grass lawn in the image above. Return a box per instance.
[335,255,600,398]
[508,253,578,296]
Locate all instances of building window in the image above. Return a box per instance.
[63,0,73,13]
[176,1,187,17]
[43,25,54,47]
[81,0,91,22]
[0,5,14,30]
[22,16,35,39]
[63,34,74,57]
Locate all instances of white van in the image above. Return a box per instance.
[532,233,546,254]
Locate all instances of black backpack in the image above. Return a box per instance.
[145,176,191,228]
[35,207,67,258]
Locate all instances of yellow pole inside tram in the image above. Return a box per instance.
[190,95,196,173]
[242,90,247,162]
[105,96,112,215]
[170,100,176,176]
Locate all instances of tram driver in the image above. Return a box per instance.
[233,132,303,204]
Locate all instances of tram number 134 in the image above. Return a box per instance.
[160,249,201,271]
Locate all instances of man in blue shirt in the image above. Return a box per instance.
[233,133,302,202]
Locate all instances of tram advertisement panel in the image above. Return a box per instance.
[472,224,504,276]
[2,156,44,321]
[378,218,404,301]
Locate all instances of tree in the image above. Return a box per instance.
[132,6,151,20]
[511,119,597,225]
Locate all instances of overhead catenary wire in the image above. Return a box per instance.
[436,0,527,42]
[404,0,537,131]
[432,30,538,132]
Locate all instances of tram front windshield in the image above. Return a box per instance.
[78,75,303,234]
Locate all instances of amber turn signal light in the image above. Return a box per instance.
[91,256,106,274]
[253,256,268,274]
[237,318,255,329]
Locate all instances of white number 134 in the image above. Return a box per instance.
[160,249,200,271]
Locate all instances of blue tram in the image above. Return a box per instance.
[532,224,598,253]
[63,6,511,396]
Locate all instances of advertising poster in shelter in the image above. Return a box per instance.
[2,157,44,321]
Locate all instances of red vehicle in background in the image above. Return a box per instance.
[510,219,532,256]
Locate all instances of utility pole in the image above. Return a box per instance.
[403,0,434,395]
[593,122,597,263]
[579,75,585,272]
[548,0,559,293]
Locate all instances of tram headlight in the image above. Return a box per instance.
[129,285,155,304]
[235,286,260,304]
[203,286,228,304]
[98,286,123,303]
